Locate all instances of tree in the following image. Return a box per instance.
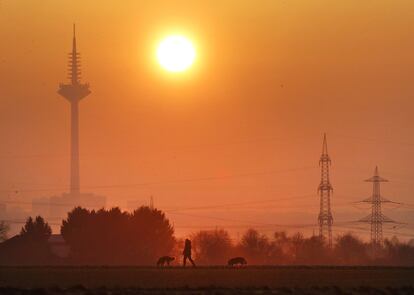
[61,207,130,263]
[384,236,414,266]
[61,206,175,265]
[0,221,9,242]
[272,231,291,263]
[240,229,272,264]
[288,232,305,260]
[61,206,92,260]
[274,231,289,249]
[20,216,52,241]
[295,235,329,264]
[128,206,175,264]
[334,233,368,265]
[0,216,54,264]
[192,228,233,264]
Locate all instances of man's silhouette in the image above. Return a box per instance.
[182,238,196,267]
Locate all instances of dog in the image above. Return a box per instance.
[157,256,175,267]
[227,256,247,267]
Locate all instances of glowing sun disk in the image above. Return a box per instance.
[157,35,196,73]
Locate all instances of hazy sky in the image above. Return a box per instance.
[1,0,414,239]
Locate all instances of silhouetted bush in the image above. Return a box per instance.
[0,216,54,265]
[20,216,52,241]
[2,211,414,266]
[61,206,175,265]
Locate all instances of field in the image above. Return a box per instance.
[0,266,413,294]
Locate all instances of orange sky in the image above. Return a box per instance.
[0,0,414,239]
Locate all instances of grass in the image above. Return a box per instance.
[0,266,412,293]
[1,286,414,295]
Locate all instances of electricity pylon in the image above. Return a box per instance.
[358,166,398,251]
[318,134,333,247]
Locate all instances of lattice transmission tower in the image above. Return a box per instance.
[358,166,398,249]
[318,134,333,247]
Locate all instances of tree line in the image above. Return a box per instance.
[0,206,413,265]
[191,228,414,265]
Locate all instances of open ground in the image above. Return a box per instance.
[0,266,413,294]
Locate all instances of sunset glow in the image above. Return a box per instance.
[1,0,414,245]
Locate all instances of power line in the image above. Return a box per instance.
[335,134,414,149]
[0,135,311,160]
[335,224,414,238]
[0,193,370,213]
[163,193,317,212]
[0,165,317,193]
[166,210,317,229]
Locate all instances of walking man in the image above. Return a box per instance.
[183,238,196,267]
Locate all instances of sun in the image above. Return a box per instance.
[156,35,196,73]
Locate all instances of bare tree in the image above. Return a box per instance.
[192,228,233,265]
[240,229,272,264]
[334,233,368,265]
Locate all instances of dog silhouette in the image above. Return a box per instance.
[157,256,175,267]
[228,257,247,267]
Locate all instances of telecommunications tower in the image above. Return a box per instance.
[318,134,333,247]
[32,25,105,224]
[358,167,397,248]
[58,24,91,195]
